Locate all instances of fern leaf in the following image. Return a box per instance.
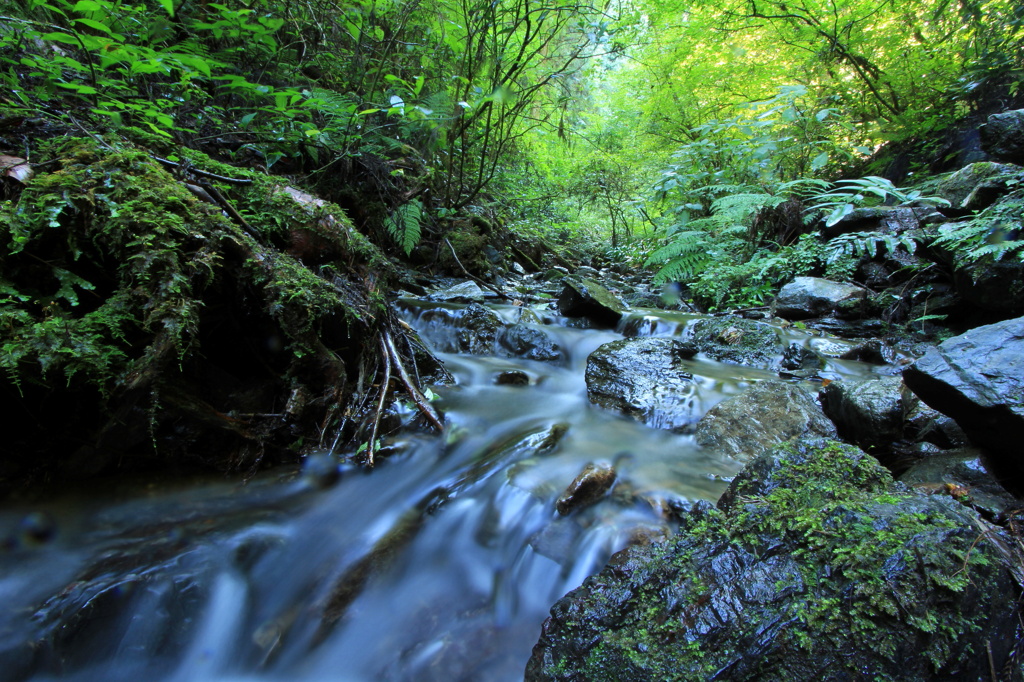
[645,230,707,266]
[384,200,423,255]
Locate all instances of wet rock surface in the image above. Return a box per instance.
[556,463,617,515]
[689,317,781,368]
[819,376,915,453]
[902,315,1024,490]
[557,276,627,327]
[774,276,866,320]
[695,381,836,462]
[527,440,1018,682]
[585,338,700,432]
[900,450,1019,518]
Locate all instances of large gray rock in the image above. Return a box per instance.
[557,276,626,327]
[774,276,866,319]
[695,380,836,462]
[902,315,1024,490]
[585,338,699,432]
[527,440,1017,682]
[416,303,562,362]
[819,376,916,452]
[980,109,1024,164]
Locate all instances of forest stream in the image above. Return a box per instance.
[0,296,898,681]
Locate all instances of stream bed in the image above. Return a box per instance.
[0,300,893,681]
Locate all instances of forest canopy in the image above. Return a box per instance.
[1,0,1022,271]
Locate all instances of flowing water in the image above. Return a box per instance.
[0,300,894,681]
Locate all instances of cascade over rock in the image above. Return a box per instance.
[585,337,699,432]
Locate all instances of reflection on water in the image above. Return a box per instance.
[0,301,892,681]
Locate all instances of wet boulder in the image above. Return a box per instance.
[585,338,700,432]
[774,277,866,319]
[526,440,1017,682]
[980,109,1024,164]
[425,280,489,303]
[558,276,627,327]
[819,376,916,452]
[900,450,1018,518]
[498,324,562,362]
[694,381,836,462]
[902,315,1024,490]
[556,462,617,515]
[689,317,782,368]
[453,303,506,355]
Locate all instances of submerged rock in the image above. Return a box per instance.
[527,440,1017,682]
[694,381,836,462]
[902,315,1024,490]
[585,338,700,432]
[558,276,627,327]
[774,276,866,319]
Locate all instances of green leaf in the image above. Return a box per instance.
[72,17,114,35]
[810,152,828,171]
[159,0,175,17]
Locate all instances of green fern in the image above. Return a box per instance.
[933,215,1024,264]
[645,230,711,283]
[384,199,423,255]
[825,230,919,264]
[306,88,359,124]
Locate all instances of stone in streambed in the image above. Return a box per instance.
[695,380,836,462]
[585,338,700,432]
[526,439,1017,682]
[558,276,627,328]
[774,276,866,319]
[902,315,1024,491]
[555,462,617,516]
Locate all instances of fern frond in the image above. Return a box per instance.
[645,230,708,266]
[653,252,711,284]
[384,200,423,255]
[307,88,359,123]
[710,193,780,215]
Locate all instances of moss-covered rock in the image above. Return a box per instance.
[689,316,783,368]
[0,134,408,491]
[527,439,1018,681]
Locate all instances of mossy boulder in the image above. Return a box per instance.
[0,135,404,491]
[689,317,783,368]
[527,439,1018,681]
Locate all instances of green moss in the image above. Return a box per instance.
[539,440,1009,681]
